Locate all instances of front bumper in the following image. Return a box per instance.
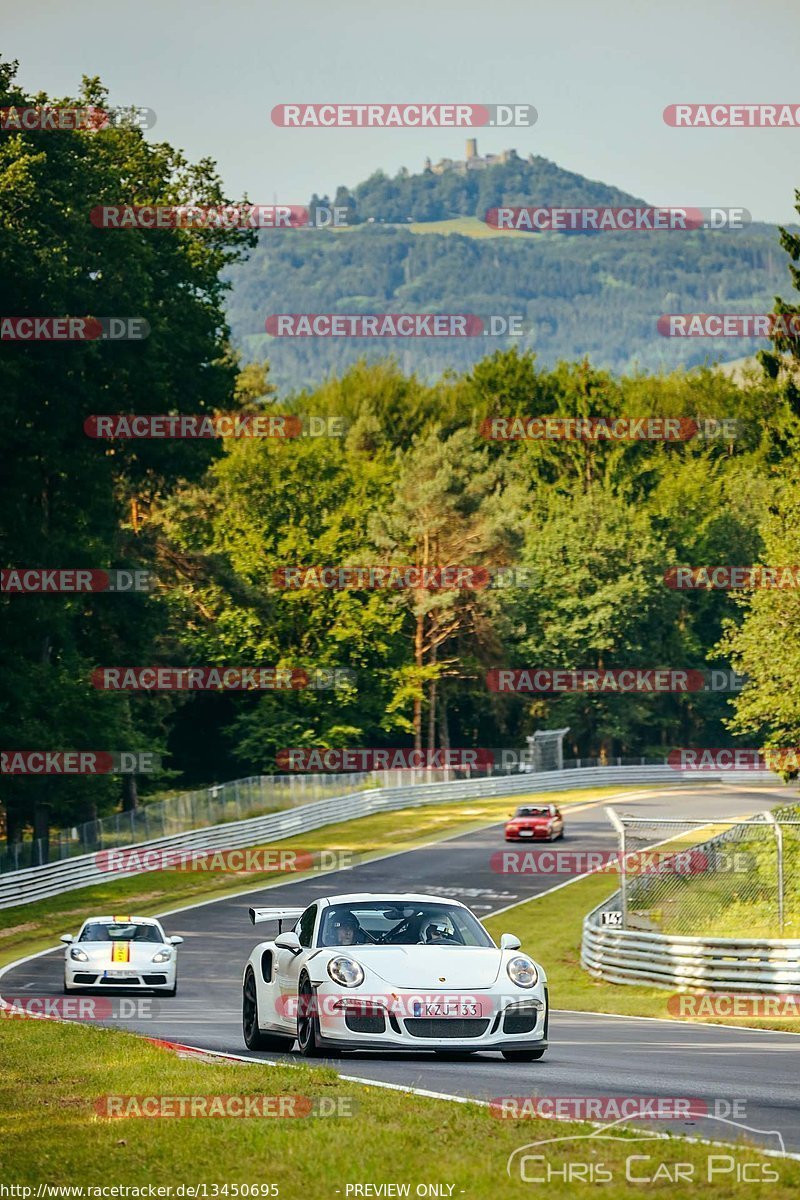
[505,829,553,841]
[313,985,548,1052]
[64,960,176,991]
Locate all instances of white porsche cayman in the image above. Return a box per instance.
[61,915,183,994]
[242,892,548,1060]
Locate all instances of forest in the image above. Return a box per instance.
[3,61,800,850]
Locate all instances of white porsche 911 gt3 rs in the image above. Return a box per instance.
[242,892,548,1060]
[60,915,183,994]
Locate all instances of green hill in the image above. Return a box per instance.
[226,153,792,392]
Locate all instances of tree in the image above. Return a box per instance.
[368,428,516,749]
[0,60,254,848]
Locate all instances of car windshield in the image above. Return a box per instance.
[515,807,552,817]
[317,902,494,948]
[79,922,163,943]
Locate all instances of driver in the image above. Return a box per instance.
[423,920,453,944]
[330,912,363,946]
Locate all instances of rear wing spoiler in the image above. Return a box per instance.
[249,906,304,929]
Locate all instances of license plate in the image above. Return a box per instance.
[519,830,534,837]
[413,1002,484,1017]
[104,970,138,979]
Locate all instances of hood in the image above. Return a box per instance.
[509,816,552,826]
[328,946,504,989]
[71,941,170,967]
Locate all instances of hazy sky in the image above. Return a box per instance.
[6,0,800,222]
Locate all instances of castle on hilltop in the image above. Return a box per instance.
[424,139,533,175]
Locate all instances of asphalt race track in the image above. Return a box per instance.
[4,783,800,1154]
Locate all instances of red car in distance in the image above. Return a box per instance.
[505,803,564,842]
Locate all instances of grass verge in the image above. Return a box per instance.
[0,1018,796,1196]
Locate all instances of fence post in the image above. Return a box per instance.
[763,812,784,933]
[605,807,627,928]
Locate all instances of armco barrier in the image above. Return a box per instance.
[582,798,800,992]
[582,898,800,993]
[0,764,780,910]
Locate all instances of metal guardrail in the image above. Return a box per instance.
[582,900,800,993]
[0,756,658,873]
[0,762,743,910]
[0,772,388,873]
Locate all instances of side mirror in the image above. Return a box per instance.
[169,936,184,946]
[274,931,302,954]
[500,933,521,950]
[59,934,74,944]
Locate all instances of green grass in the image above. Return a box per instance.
[484,870,800,1034]
[326,216,533,239]
[1,1018,797,1195]
[0,787,625,969]
[405,216,533,239]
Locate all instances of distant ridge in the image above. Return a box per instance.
[227,148,790,392]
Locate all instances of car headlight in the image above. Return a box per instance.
[507,956,538,988]
[327,957,365,987]
[69,947,89,962]
[152,948,172,963]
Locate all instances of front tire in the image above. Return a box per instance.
[296,974,325,1057]
[242,967,294,1052]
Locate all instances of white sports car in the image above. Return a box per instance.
[242,892,548,1060]
[60,915,183,994]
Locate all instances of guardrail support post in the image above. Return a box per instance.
[764,812,784,933]
[605,806,627,928]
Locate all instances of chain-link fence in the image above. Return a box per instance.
[606,803,800,938]
[0,772,382,873]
